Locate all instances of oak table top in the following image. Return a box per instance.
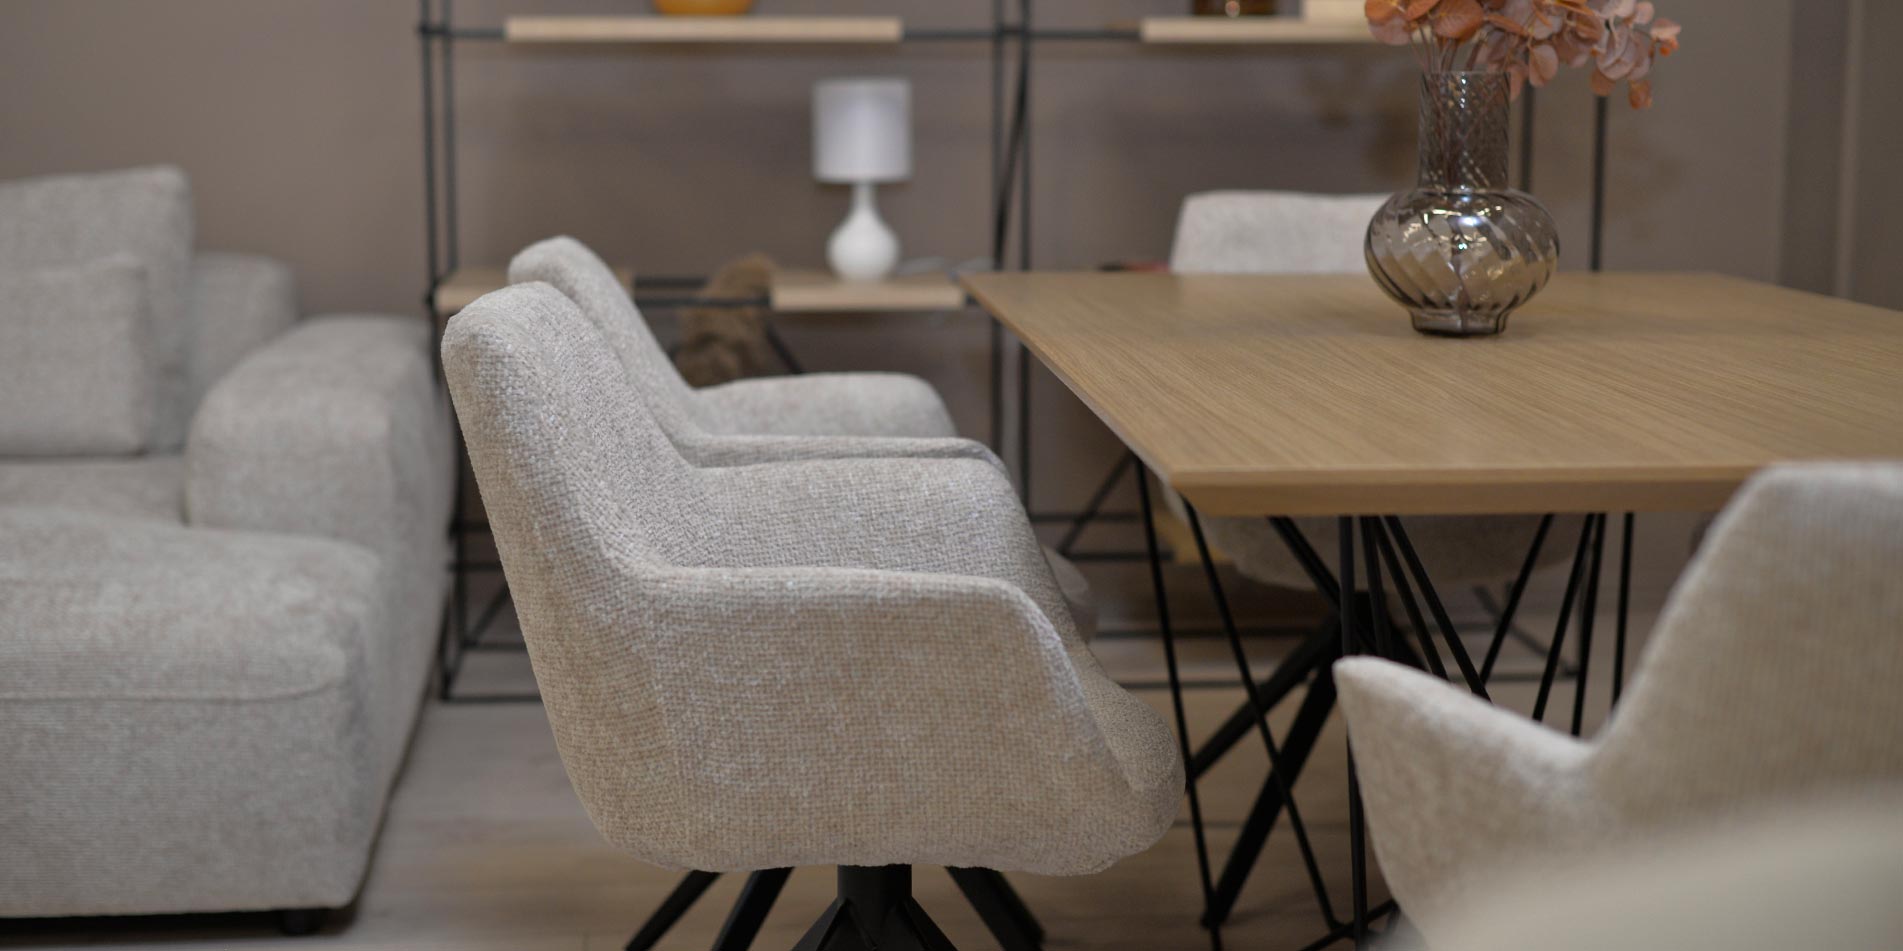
[962,272,1903,517]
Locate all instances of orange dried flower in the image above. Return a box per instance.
[1368,0,1682,107]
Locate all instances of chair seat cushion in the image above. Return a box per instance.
[0,455,186,523]
[0,258,155,454]
[697,372,958,439]
[0,507,380,701]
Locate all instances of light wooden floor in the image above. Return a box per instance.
[0,589,1648,951]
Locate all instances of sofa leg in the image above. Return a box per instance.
[277,908,330,936]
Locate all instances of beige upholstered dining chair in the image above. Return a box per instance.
[1444,792,1903,951]
[1167,190,1577,595]
[510,236,986,464]
[1335,463,1903,948]
[443,281,1182,948]
[509,236,1095,642]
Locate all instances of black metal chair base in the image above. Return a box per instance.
[795,867,955,951]
[627,865,1041,951]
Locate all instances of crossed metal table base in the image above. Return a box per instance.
[1131,454,1632,950]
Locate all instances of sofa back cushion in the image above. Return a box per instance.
[0,258,156,455]
[0,166,194,451]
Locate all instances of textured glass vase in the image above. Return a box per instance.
[1365,72,1560,336]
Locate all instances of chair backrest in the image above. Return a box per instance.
[443,281,698,575]
[443,283,708,852]
[1591,464,1903,819]
[1169,190,1387,275]
[507,236,719,436]
[0,166,196,450]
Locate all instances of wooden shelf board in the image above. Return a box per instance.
[503,16,905,45]
[769,269,966,314]
[1136,16,1376,45]
[437,266,961,317]
[433,266,633,317]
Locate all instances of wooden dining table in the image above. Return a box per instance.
[963,269,1903,950]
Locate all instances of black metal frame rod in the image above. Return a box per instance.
[1015,0,1036,506]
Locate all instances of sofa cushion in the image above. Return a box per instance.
[0,507,381,702]
[0,257,155,454]
[0,507,401,915]
[0,456,185,522]
[0,166,195,450]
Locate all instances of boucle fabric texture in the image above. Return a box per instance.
[0,268,451,914]
[0,456,185,522]
[510,239,1090,631]
[442,283,1181,875]
[187,315,453,573]
[0,509,391,915]
[0,257,154,454]
[1168,190,1574,589]
[0,166,196,450]
[1169,191,1389,274]
[1334,464,1903,948]
[187,252,297,409]
[1447,792,1903,951]
[507,236,994,466]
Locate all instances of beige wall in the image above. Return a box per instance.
[0,0,1837,617]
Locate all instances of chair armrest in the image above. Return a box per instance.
[682,432,1004,470]
[569,563,1128,872]
[187,252,297,407]
[693,455,1079,643]
[185,315,454,564]
[696,372,958,438]
[1334,658,1597,936]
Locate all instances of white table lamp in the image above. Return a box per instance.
[814,78,911,281]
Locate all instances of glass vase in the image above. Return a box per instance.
[1365,72,1560,337]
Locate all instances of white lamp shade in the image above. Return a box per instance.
[813,78,912,184]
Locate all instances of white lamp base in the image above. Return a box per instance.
[827,181,900,282]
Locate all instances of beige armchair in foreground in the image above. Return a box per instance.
[0,167,453,932]
[443,282,1181,950]
[1445,792,1903,951]
[1335,463,1903,947]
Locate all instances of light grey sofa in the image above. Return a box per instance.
[0,166,453,927]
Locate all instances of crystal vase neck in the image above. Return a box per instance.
[1416,71,1511,192]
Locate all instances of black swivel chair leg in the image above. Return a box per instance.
[949,867,1042,950]
[793,866,956,951]
[627,870,722,951]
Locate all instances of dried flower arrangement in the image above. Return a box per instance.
[1365,0,1682,108]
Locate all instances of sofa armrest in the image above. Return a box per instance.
[187,252,297,408]
[186,315,454,564]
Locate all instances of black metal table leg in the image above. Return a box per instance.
[1186,619,1338,780]
[1133,457,1223,951]
[1337,517,1370,949]
[1569,515,1608,737]
[1380,518,1490,699]
[1533,516,1601,723]
[1479,515,1555,684]
[1185,507,1340,932]
[1614,512,1634,704]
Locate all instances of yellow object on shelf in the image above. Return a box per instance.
[654,0,754,14]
